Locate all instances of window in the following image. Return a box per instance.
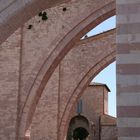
[77,99,83,114]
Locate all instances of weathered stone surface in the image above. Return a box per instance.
[0,0,116,140]
[58,30,116,140]
[101,126,117,140]
[29,29,116,140]
[0,29,21,139]
[117,0,140,139]
[19,1,115,138]
[0,0,69,44]
[30,67,59,140]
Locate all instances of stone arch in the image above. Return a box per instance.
[55,30,116,139]
[19,1,115,138]
[30,29,116,140]
[67,115,90,140]
[60,51,116,140]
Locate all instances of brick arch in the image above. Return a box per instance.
[67,115,90,140]
[29,29,116,140]
[19,1,115,138]
[60,51,116,140]
[57,29,116,140]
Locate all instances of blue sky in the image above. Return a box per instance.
[93,62,116,117]
[86,16,116,36]
[86,16,116,117]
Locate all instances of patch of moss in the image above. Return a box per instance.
[38,12,43,16]
[28,25,33,29]
[42,12,48,21]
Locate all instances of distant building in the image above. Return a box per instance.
[67,83,117,140]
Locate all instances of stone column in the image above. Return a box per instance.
[117,0,140,140]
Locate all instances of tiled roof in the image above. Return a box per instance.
[89,82,111,92]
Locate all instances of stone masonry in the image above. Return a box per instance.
[117,0,140,140]
[0,1,116,139]
[67,83,117,140]
[0,0,139,140]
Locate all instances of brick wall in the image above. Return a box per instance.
[117,0,140,139]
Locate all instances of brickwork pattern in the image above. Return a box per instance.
[117,0,140,140]
[19,1,115,139]
[0,0,116,139]
[0,0,67,44]
[30,29,116,140]
[101,126,117,140]
[59,30,116,140]
[0,29,21,139]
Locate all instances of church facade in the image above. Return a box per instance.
[67,83,117,140]
[0,0,140,140]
